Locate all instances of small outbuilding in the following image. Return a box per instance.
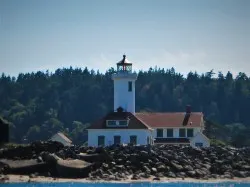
[50,132,72,146]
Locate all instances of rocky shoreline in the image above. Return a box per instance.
[2,174,250,183]
[0,141,250,182]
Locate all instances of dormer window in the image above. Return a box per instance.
[107,121,116,126]
[107,120,128,127]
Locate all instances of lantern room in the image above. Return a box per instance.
[117,55,132,72]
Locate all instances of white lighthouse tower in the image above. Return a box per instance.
[112,55,137,114]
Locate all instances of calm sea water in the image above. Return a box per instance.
[0,182,250,187]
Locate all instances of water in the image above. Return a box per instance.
[0,182,250,187]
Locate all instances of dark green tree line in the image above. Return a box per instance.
[0,67,250,146]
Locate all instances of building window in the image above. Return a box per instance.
[119,121,127,126]
[167,129,173,137]
[130,135,137,145]
[98,136,105,146]
[107,121,116,126]
[195,142,203,147]
[114,136,121,145]
[187,129,194,137]
[128,81,132,92]
[147,136,152,145]
[156,129,163,137]
[107,120,128,127]
[179,128,186,137]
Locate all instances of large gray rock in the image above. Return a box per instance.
[1,142,250,180]
[78,153,109,162]
[0,159,48,174]
[166,171,176,178]
[56,159,92,178]
[233,170,248,178]
[186,170,196,177]
[171,161,183,171]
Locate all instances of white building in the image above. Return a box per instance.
[50,132,72,146]
[87,55,210,148]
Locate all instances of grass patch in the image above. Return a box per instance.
[210,138,227,146]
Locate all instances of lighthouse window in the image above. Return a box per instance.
[98,136,105,146]
[167,129,174,137]
[114,136,121,145]
[130,136,137,145]
[179,128,186,137]
[187,129,194,137]
[107,121,116,126]
[107,120,128,127]
[119,120,128,126]
[156,129,163,137]
[195,142,203,147]
[128,81,132,92]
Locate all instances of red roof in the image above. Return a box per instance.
[88,112,203,129]
[135,112,203,128]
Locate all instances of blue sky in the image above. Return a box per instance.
[0,0,249,77]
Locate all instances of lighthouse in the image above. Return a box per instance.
[112,55,137,114]
[88,55,209,148]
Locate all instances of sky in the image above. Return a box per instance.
[0,0,249,77]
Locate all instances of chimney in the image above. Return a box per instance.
[182,105,191,126]
[186,105,191,114]
[117,107,124,113]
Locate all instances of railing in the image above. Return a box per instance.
[112,72,137,79]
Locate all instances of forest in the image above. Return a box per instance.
[0,66,250,147]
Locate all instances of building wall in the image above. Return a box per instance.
[51,135,71,146]
[112,74,137,114]
[152,127,201,139]
[87,129,152,147]
[190,132,210,147]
